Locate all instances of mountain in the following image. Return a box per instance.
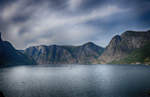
[1,30,150,65]
[23,42,104,64]
[110,42,150,65]
[98,30,150,64]
[0,32,36,66]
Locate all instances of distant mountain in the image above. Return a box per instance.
[23,42,104,64]
[98,30,150,64]
[0,32,36,66]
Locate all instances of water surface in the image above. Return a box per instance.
[0,64,150,97]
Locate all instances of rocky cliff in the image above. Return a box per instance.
[110,42,150,65]
[23,42,104,64]
[0,32,35,66]
[98,30,150,64]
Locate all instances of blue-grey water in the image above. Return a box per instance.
[0,64,150,97]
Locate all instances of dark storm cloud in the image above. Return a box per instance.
[0,0,16,9]
[77,0,150,13]
[0,0,150,49]
[27,0,68,10]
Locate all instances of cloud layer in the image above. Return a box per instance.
[0,0,150,49]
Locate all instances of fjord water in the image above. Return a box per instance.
[0,65,150,97]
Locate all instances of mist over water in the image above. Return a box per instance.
[0,64,150,97]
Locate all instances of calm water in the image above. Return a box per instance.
[0,64,150,97]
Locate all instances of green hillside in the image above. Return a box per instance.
[110,43,150,65]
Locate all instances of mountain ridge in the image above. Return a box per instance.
[1,30,150,65]
[23,42,104,64]
[98,30,150,64]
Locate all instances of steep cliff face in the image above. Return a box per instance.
[110,42,150,65]
[63,42,104,64]
[24,42,104,64]
[24,45,76,64]
[98,30,150,64]
[0,32,35,65]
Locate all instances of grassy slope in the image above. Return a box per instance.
[110,43,150,65]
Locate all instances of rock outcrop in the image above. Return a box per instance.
[98,30,150,64]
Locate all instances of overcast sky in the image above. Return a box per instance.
[0,0,150,49]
